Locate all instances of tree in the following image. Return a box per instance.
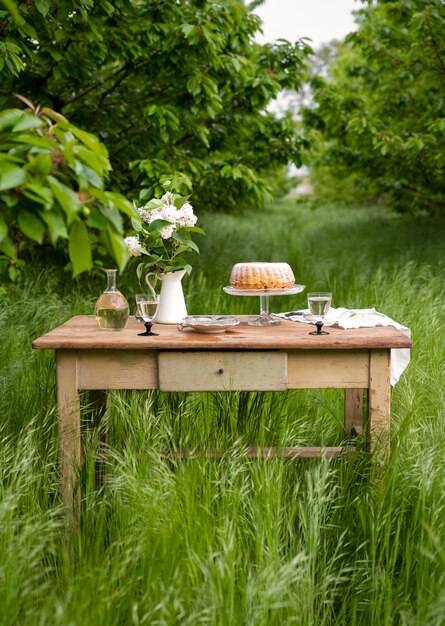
[0,0,311,211]
[302,0,445,216]
[0,98,135,279]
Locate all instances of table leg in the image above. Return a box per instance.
[368,349,391,454]
[344,389,363,438]
[56,350,81,522]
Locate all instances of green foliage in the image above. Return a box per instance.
[0,0,311,212]
[303,0,445,216]
[0,98,136,279]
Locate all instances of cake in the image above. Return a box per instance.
[230,262,295,290]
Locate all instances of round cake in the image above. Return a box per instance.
[230,262,295,290]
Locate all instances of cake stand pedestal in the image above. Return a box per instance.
[223,285,305,326]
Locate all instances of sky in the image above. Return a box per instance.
[254,0,359,48]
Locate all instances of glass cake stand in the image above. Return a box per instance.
[223,284,305,326]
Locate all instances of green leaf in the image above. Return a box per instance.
[186,75,201,96]
[68,220,92,277]
[105,192,137,218]
[136,262,144,280]
[142,198,164,210]
[17,210,45,244]
[131,217,142,231]
[25,152,52,176]
[0,165,27,190]
[172,244,192,256]
[148,218,173,233]
[39,209,68,242]
[181,24,197,38]
[82,165,103,189]
[49,48,63,62]
[173,195,191,209]
[68,126,110,165]
[85,208,109,230]
[0,215,8,240]
[8,265,19,281]
[21,21,38,39]
[40,108,68,124]
[22,182,54,207]
[187,226,206,235]
[12,112,44,132]
[106,228,129,272]
[0,236,16,258]
[0,153,22,165]
[185,238,200,253]
[13,134,58,149]
[0,109,23,132]
[99,206,123,233]
[48,176,81,222]
[171,230,186,244]
[35,0,50,17]
[73,145,107,176]
[1,193,18,208]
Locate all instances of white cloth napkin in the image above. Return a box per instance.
[276,307,411,386]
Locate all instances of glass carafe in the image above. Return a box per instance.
[95,269,129,330]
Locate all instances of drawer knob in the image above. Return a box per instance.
[218,368,224,374]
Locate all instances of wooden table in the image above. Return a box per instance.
[32,315,412,517]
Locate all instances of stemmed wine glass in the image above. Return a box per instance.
[307,292,332,335]
[135,294,159,336]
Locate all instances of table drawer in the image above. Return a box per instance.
[158,351,287,392]
[77,350,159,389]
[287,350,369,388]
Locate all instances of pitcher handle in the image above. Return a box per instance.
[144,272,159,301]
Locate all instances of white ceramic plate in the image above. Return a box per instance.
[178,315,240,334]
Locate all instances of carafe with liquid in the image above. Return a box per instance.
[95,269,129,330]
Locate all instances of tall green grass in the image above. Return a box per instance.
[1,200,444,625]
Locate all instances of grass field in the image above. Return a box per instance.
[1,199,445,625]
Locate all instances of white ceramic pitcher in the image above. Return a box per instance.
[146,269,187,324]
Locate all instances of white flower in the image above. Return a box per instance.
[139,204,179,227]
[159,224,175,239]
[137,208,151,222]
[161,192,174,203]
[124,236,142,256]
[158,204,179,224]
[177,202,198,227]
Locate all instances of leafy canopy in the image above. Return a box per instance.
[0,0,311,211]
[302,0,445,216]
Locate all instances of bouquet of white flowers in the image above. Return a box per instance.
[124,176,205,282]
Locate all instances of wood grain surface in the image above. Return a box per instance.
[32,315,413,351]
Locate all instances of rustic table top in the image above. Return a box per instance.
[32,315,413,351]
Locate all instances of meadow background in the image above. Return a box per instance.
[1,197,445,626]
[1,1,445,624]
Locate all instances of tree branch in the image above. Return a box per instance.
[63,62,139,106]
[86,65,136,131]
